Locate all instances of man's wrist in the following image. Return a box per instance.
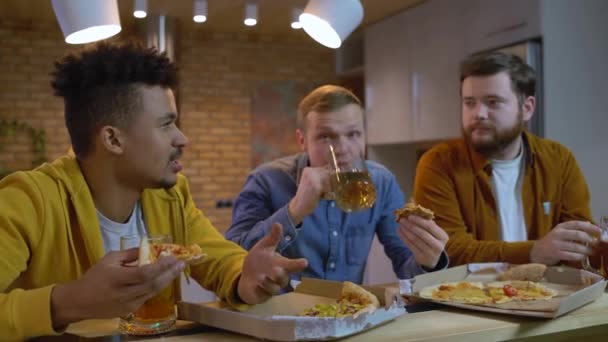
[287,200,303,226]
[51,282,82,330]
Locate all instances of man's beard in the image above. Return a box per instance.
[462,112,524,158]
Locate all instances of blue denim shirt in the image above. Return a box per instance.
[226,153,447,283]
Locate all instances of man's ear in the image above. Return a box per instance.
[522,96,536,122]
[99,125,125,155]
[296,128,307,152]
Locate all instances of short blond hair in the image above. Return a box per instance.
[297,85,362,131]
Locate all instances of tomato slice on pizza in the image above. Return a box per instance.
[486,281,557,301]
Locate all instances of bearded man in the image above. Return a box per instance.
[412,52,601,266]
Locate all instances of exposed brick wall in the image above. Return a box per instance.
[0,19,334,232]
[0,19,70,171]
[177,27,334,230]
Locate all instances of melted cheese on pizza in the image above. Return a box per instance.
[299,299,368,318]
[151,243,204,261]
[432,282,494,304]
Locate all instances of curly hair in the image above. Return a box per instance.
[51,41,178,158]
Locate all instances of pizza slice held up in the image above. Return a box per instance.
[394,201,435,221]
[138,238,207,266]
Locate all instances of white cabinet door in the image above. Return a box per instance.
[364,10,413,145]
[463,0,541,54]
[407,0,465,142]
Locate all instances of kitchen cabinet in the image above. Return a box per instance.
[406,0,465,141]
[463,0,541,54]
[364,10,412,144]
[364,0,464,144]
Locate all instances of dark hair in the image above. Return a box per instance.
[460,52,536,101]
[51,41,177,157]
[297,85,362,130]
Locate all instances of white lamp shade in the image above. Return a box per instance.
[52,0,121,44]
[300,0,363,49]
[291,7,303,29]
[193,0,208,23]
[244,2,257,26]
[133,0,147,18]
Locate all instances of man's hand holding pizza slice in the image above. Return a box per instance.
[394,201,449,270]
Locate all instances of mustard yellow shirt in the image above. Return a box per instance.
[0,156,247,340]
[414,132,593,265]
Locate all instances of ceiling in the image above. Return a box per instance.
[0,0,425,34]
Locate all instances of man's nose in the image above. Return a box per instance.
[331,136,350,154]
[175,128,189,147]
[473,104,489,120]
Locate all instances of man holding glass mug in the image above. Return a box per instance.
[0,42,307,340]
[227,85,449,285]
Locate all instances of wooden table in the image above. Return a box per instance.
[58,293,608,341]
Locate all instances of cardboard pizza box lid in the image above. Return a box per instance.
[177,278,406,341]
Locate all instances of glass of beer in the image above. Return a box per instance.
[118,234,176,336]
[583,216,608,277]
[327,143,377,212]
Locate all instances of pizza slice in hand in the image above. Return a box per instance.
[394,201,435,221]
[138,238,207,266]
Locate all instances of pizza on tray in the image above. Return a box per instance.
[486,281,557,301]
[300,281,380,318]
[419,280,557,305]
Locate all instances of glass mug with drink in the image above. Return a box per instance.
[582,216,608,277]
[118,234,177,335]
[326,142,377,212]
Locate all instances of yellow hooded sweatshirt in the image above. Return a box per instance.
[0,155,247,340]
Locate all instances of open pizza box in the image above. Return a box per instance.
[399,263,607,318]
[177,277,406,341]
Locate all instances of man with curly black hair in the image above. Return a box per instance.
[0,41,307,340]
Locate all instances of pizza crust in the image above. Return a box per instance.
[394,201,435,221]
[498,263,547,282]
[342,281,380,308]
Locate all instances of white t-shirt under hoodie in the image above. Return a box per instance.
[97,201,147,254]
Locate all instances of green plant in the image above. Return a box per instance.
[0,119,47,178]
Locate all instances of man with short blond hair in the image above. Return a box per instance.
[227,85,449,284]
